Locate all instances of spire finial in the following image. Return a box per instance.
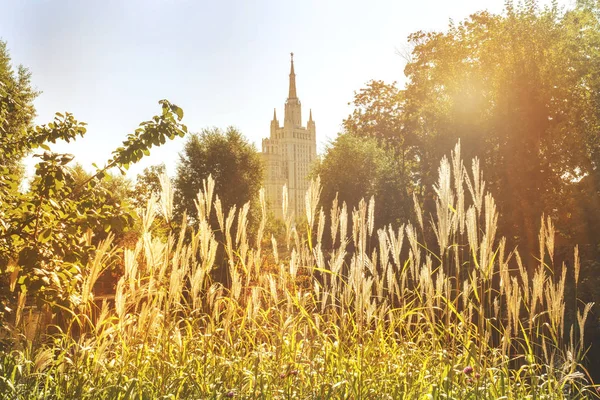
[309,108,313,122]
[273,108,277,120]
[288,52,297,99]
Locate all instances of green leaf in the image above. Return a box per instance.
[39,228,52,243]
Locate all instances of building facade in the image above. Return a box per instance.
[262,54,317,220]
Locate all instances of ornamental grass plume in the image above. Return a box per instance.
[1,141,596,399]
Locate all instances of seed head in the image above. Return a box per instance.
[463,366,474,375]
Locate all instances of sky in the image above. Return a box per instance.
[0,0,573,179]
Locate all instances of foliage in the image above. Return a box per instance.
[313,133,412,234]
[0,95,187,320]
[0,40,39,179]
[174,126,264,223]
[0,143,595,398]
[343,80,404,145]
[400,1,600,260]
[130,163,166,210]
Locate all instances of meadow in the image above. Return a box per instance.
[0,142,595,399]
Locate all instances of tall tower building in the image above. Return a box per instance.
[262,53,317,219]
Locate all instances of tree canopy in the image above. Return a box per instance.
[174,127,264,222]
[0,40,39,178]
[313,134,412,234]
[340,1,600,263]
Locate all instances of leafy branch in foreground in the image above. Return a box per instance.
[0,99,187,321]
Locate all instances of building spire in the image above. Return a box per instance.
[309,108,313,122]
[273,108,277,121]
[288,52,297,99]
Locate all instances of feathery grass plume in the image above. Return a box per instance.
[268,274,279,304]
[159,171,173,223]
[483,193,498,256]
[530,266,545,325]
[271,234,279,265]
[515,250,526,293]
[142,193,158,233]
[339,201,348,245]
[236,202,250,268]
[465,205,478,258]
[114,277,126,321]
[539,215,547,269]
[544,265,567,345]
[574,245,580,286]
[508,276,522,334]
[432,155,454,257]
[577,302,594,351]
[204,175,215,219]
[377,228,390,295]
[290,248,299,281]
[387,224,404,271]
[462,279,471,310]
[478,233,491,279]
[190,224,217,310]
[282,184,294,248]
[33,348,54,374]
[406,222,420,278]
[317,207,325,246]
[519,251,530,305]
[123,245,140,297]
[412,192,424,234]
[328,239,347,300]
[235,202,249,248]
[81,234,115,309]
[224,204,237,267]
[230,267,242,302]
[305,176,322,233]
[352,206,360,251]
[367,195,375,237]
[214,195,224,232]
[330,193,340,246]
[545,215,555,264]
[464,157,485,218]
[451,141,466,235]
[256,188,267,251]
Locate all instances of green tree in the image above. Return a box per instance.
[0,95,186,320]
[174,127,264,222]
[0,40,39,179]
[343,80,420,186]
[130,163,166,209]
[313,133,411,234]
[401,1,600,261]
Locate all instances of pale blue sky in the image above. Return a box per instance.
[0,0,572,178]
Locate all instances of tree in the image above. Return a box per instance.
[174,127,264,222]
[312,133,412,237]
[401,1,600,262]
[0,95,187,320]
[343,80,419,183]
[343,80,404,144]
[0,40,39,179]
[130,163,166,209]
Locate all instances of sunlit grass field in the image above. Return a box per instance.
[0,143,596,399]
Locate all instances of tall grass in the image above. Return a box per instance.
[0,142,595,399]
